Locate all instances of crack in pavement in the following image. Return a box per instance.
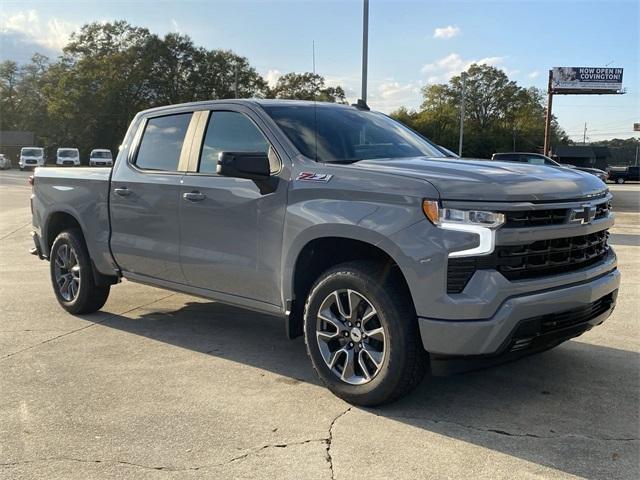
[1,408,357,475]
[384,414,638,442]
[0,293,176,362]
[0,222,30,241]
[0,438,331,473]
[325,407,353,479]
[0,456,184,472]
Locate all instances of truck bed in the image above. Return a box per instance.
[32,167,115,274]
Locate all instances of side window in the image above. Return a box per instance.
[135,113,192,171]
[524,156,546,165]
[199,111,270,174]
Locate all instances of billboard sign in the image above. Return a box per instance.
[552,67,623,93]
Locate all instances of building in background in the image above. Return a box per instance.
[0,131,36,167]
[551,145,612,170]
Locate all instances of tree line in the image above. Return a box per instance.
[391,64,569,159]
[0,21,345,159]
[6,20,628,162]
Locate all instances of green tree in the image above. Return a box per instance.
[392,64,568,158]
[269,72,346,103]
[1,21,347,159]
[0,60,20,131]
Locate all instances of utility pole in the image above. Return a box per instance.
[458,72,467,157]
[543,69,553,156]
[583,122,587,144]
[358,0,369,107]
[234,64,239,99]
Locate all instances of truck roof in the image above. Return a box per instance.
[137,99,360,117]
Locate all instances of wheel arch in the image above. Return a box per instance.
[284,227,414,339]
[44,210,84,255]
[44,210,118,287]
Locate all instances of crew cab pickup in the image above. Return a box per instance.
[30,100,620,406]
[608,166,640,184]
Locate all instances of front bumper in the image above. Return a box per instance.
[419,266,619,361]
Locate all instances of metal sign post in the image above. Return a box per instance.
[543,70,553,156]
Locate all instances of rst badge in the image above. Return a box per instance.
[296,172,333,183]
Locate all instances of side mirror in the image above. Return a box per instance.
[217,152,270,180]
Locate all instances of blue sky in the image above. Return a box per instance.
[1,0,638,141]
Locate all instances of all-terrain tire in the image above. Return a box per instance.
[49,229,110,314]
[303,260,428,406]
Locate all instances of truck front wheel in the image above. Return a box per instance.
[49,229,110,314]
[303,261,428,406]
[616,177,625,184]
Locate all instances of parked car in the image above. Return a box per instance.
[491,152,608,182]
[19,147,46,170]
[0,153,11,170]
[56,148,81,166]
[89,149,113,167]
[608,166,640,184]
[30,100,619,406]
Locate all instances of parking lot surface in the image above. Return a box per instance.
[1,169,638,479]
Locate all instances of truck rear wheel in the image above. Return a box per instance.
[303,261,428,406]
[50,229,110,314]
[616,177,625,184]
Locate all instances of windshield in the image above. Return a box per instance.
[263,104,443,162]
[22,148,43,157]
[91,151,112,159]
[59,149,78,158]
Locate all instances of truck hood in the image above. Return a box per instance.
[353,157,607,202]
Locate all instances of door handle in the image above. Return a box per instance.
[114,187,131,197]
[183,191,206,202]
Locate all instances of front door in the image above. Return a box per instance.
[110,112,193,282]
[179,108,287,306]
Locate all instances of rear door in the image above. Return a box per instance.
[110,111,195,282]
[178,106,288,306]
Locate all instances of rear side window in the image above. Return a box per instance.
[494,154,521,162]
[199,111,269,174]
[135,113,192,171]
[522,156,546,165]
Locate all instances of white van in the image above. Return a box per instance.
[19,147,46,170]
[56,148,80,166]
[89,149,113,167]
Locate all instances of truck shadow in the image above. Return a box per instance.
[95,301,639,479]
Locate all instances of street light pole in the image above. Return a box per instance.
[359,0,369,107]
[458,72,467,157]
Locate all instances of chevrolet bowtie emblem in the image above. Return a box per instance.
[570,204,597,224]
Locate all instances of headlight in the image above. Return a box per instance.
[422,200,505,258]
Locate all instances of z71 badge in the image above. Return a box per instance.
[296,172,333,183]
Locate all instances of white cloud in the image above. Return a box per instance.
[264,69,283,88]
[421,53,505,83]
[433,25,460,39]
[170,19,181,33]
[367,80,423,113]
[0,9,76,51]
[527,70,540,79]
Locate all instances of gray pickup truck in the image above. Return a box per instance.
[30,100,619,406]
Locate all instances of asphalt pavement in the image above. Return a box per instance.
[1,169,638,479]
